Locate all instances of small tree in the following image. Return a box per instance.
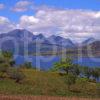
[52,58,73,74]
[0,51,15,78]
[2,51,13,60]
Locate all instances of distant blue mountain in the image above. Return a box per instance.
[1,29,33,38]
[48,35,76,48]
[0,29,76,54]
[32,34,50,44]
[82,37,96,45]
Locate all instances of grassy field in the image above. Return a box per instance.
[0,69,100,98]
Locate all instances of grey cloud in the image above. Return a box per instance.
[18,9,100,41]
[1,8,100,42]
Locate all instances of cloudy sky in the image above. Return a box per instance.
[0,0,100,42]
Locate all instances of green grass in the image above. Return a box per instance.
[0,69,99,98]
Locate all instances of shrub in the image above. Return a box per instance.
[91,68,100,81]
[76,77,89,84]
[7,68,25,83]
[65,73,76,90]
[0,63,10,78]
[2,51,13,60]
[20,62,33,69]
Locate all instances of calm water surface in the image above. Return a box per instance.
[14,55,100,70]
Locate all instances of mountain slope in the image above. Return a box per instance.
[48,35,76,48]
[82,37,96,45]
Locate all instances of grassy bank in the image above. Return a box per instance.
[0,69,100,98]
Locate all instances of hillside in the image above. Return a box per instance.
[0,69,99,98]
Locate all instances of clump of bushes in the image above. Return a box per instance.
[0,51,25,83]
[65,73,76,90]
[20,62,33,69]
[0,63,10,78]
[52,58,100,93]
[7,68,25,83]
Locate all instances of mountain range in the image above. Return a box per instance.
[0,29,100,56]
[0,29,75,54]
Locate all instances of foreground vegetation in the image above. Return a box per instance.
[0,51,100,98]
[0,69,100,98]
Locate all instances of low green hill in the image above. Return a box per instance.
[0,69,99,98]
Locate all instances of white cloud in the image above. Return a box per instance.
[0,16,15,33]
[12,0,32,12]
[20,15,39,24]
[1,7,100,42]
[0,4,5,10]
[17,9,100,42]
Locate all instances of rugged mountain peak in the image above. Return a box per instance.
[48,35,75,48]
[82,37,96,45]
[36,34,45,39]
